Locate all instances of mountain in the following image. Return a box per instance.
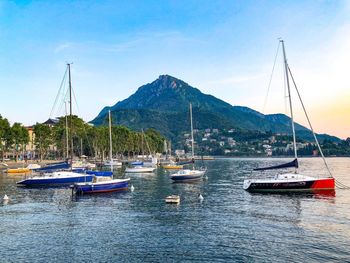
[91,75,340,143]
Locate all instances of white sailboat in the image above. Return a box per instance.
[125,129,156,173]
[103,110,122,167]
[170,103,206,182]
[243,40,335,192]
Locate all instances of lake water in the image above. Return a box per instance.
[1,158,350,262]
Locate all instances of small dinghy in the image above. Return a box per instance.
[165,195,180,204]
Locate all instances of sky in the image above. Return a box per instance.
[0,0,349,139]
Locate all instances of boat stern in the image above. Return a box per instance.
[311,177,335,190]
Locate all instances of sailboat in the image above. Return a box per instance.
[170,103,206,182]
[71,110,130,194]
[243,40,335,192]
[125,130,156,173]
[103,113,122,167]
[17,64,94,186]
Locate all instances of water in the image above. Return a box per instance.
[1,158,350,262]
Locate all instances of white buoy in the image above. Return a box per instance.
[3,194,9,200]
[130,185,135,192]
[198,193,204,202]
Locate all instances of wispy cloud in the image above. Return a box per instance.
[206,73,266,86]
[54,42,72,53]
[94,31,204,53]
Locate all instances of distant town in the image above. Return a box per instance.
[179,128,350,157]
[1,113,350,162]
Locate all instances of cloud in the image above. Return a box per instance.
[54,43,72,53]
[206,73,266,85]
[89,31,204,53]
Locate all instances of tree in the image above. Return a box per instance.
[11,123,29,162]
[0,115,11,161]
[53,115,90,158]
[33,123,52,161]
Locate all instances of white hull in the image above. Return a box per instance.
[125,166,156,173]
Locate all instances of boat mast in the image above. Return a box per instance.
[68,63,73,169]
[141,129,144,160]
[281,40,298,163]
[65,101,69,159]
[108,110,113,172]
[190,103,194,160]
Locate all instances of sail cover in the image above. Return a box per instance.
[34,161,70,172]
[253,158,298,171]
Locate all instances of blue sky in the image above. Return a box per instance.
[0,0,349,138]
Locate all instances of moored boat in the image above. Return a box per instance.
[103,159,122,167]
[243,40,335,193]
[72,110,130,195]
[163,161,183,170]
[170,103,207,182]
[125,165,155,173]
[163,164,184,170]
[170,168,206,182]
[71,177,130,194]
[243,172,335,192]
[165,195,180,204]
[6,167,31,174]
[17,171,94,186]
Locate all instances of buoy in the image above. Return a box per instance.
[3,194,9,200]
[198,193,204,202]
[130,185,135,192]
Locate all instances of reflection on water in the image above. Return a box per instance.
[0,157,350,262]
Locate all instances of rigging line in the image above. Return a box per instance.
[49,67,68,119]
[262,41,281,113]
[57,81,69,116]
[287,65,333,178]
[283,56,288,116]
[70,83,94,157]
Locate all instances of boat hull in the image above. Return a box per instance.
[86,170,113,177]
[17,173,94,186]
[170,169,206,182]
[163,165,183,170]
[243,177,335,192]
[125,167,155,173]
[170,174,203,182]
[72,179,129,194]
[7,168,31,174]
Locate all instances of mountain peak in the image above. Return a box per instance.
[152,74,188,91]
[91,74,340,143]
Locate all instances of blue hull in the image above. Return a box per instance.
[86,170,113,177]
[131,161,143,166]
[17,175,94,186]
[170,175,202,182]
[73,181,129,194]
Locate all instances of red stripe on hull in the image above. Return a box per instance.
[311,178,335,190]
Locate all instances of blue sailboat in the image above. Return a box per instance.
[17,64,93,187]
[71,177,130,194]
[71,110,130,194]
[17,171,94,186]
